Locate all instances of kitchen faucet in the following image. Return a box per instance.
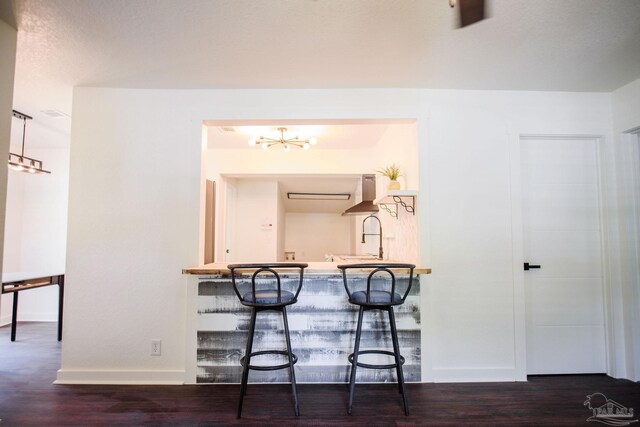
[362,214,383,260]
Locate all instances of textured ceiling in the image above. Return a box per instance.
[5,0,640,139]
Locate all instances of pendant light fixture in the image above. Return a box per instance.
[7,110,51,174]
[248,127,317,151]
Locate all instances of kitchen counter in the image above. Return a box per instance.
[182,261,431,275]
[183,261,428,384]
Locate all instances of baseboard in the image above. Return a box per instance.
[0,314,56,326]
[429,367,526,383]
[0,314,11,327]
[55,369,186,385]
[19,313,58,322]
[55,367,523,385]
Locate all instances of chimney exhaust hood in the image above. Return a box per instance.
[342,174,379,216]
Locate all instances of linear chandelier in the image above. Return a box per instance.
[8,110,51,174]
[248,127,317,151]
[287,192,351,200]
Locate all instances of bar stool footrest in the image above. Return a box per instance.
[240,350,298,371]
[348,349,405,369]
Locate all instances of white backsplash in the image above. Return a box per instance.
[380,204,419,265]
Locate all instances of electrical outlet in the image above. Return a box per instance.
[151,339,162,356]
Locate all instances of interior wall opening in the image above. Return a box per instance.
[201,119,419,264]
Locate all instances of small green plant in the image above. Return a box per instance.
[375,164,401,180]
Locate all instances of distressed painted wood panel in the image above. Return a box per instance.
[196,274,421,384]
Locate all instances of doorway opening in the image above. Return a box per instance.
[201,119,419,265]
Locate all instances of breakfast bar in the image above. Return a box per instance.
[183,262,430,384]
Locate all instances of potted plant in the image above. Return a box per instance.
[376,164,401,190]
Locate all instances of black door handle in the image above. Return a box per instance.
[524,262,541,271]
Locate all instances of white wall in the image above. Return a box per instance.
[0,20,16,326]
[375,123,420,190]
[611,78,640,380]
[59,88,203,384]
[374,123,420,263]
[2,162,24,273]
[3,147,70,272]
[284,213,352,261]
[61,86,631,384]
[612,79,640,133]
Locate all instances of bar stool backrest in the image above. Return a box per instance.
[228,263,308,307]
[337,263,415,306]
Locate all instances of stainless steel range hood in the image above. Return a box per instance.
[342,174,379,216]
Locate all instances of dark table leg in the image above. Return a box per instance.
[57,275,64,341]
[11,291,18,341]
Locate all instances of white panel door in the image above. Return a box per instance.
[224,182,237,262]
[521,137,606,374]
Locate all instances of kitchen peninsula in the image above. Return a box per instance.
[182,261,431,384]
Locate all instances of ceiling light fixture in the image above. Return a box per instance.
[248,127,317,151]
[287,192,351,201]
[7,110,51,175]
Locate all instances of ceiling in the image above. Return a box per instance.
[3,0,640,143]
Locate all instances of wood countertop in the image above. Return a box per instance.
[182,262,431,275]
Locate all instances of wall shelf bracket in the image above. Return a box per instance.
[378,203,398,218]
[374,190,417,218]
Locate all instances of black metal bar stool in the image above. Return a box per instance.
[337,263,415,416]
[228,263,307,418]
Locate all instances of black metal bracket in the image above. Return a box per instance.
[12,110,32,121]
[392,195,415,215]
[377,194,415,219]
[378,203,398,218]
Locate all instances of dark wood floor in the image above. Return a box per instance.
[1,322,639,426]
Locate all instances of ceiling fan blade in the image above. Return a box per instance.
[458,0,486,28]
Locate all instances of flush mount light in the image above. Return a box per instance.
[248,127,317,151]
[7,110,51,174]
[287,192,351,201]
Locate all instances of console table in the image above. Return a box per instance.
[1,273,65,341]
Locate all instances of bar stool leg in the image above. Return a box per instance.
[11,291,19,342]
[348,306,365,415]
[387,308,403,395]
[281,306,299,416]
[388,307,409,416]
[57,276,64,341]
[238,308,258,418]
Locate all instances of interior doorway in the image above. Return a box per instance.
[224,180,237,263]
[520,136,606,374]
[204,180,215,264]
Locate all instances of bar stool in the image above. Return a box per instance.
[337,263,415,416]
[228,263,307,418]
